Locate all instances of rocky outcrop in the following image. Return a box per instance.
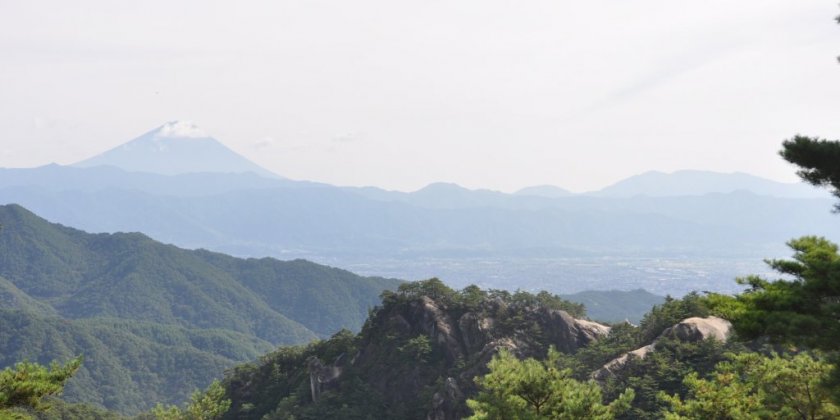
[592,345,656,381]
[427,377,465,420]
[409,297,465,362]
[307,355,344,403]
[458,311,494,354]
[661,316,731,342]
[538,308,611,353]
[592,316,732,381]
[358,297,611,419]
[309,294,611,420]
[384,296,610,368]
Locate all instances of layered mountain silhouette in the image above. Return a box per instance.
[0,122,836,296]
[591,169,823,198]
[74,121,279,178]
[2,168,837,261]
[0,162,836,261]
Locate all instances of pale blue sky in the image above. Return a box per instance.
[1,0,839,192]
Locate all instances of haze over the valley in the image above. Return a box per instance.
[0,120,835,298]
[0,0,837,324]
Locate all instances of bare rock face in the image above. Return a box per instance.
[592,316,732,381]
[317,294,611,420]
[576,318,613,339]
[307,355,344,403]
[427,377,465,420]
[524,308,611,353]
[409,296,465,362]
[661,316,731,342]
[459,337,521,387]
[592,345,655,382]
[458,312,494,354]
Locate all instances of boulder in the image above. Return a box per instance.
[592,316,731,381]
[661,316,731,342]
[538,308,611,353]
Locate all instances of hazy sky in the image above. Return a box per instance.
[1,1,839,192]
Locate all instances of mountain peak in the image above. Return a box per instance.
[593,169,824,198]
[416,182,467,193]
[74,122,280,178]
[153,120,208,139]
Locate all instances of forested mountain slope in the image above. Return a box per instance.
[0,309,274,414]
[0,204,401,413]
[0,203,400,340]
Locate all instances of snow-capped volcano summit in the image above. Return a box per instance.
[74,121,279,178]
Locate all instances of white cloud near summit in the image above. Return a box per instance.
[157,121,208,139]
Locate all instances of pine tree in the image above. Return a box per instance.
[466,348,634,419]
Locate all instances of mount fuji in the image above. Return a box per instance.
[73,121,279,178]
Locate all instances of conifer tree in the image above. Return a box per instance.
[0,357,82,419]
[467,348,634,419]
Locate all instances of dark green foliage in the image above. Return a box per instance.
[398,336,433,362]
[0,204,400,343]
[717,236,840,350]
[187,283,820,420]
[0,358,81,418]
[217,284,740,420]
[546,293,741,419]
[662,352,840,419]
[195,253,401,337]
[603,338,743,420]
[467,349,634,420]
[780,135,840,210]
[0,309,273,414]
[220,282,593,420]
[0,276,56,316]
[0,204,401,413]
[148,380,230,420]
[221,329,390,420]
[394,278,457,303]
[709,236,840,401]
[560,322,640,380]
[33,399,124,420]
[510,290,586,319]
[385,279,585,321]
[457,285,488,312]
[637,292,710,345]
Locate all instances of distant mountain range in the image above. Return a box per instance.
[0,204,400,413]
[62,121,826,200]
[590,169,824,198]
[350,172,824,207]
[1,164,834,259]
[0,122,836,295]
